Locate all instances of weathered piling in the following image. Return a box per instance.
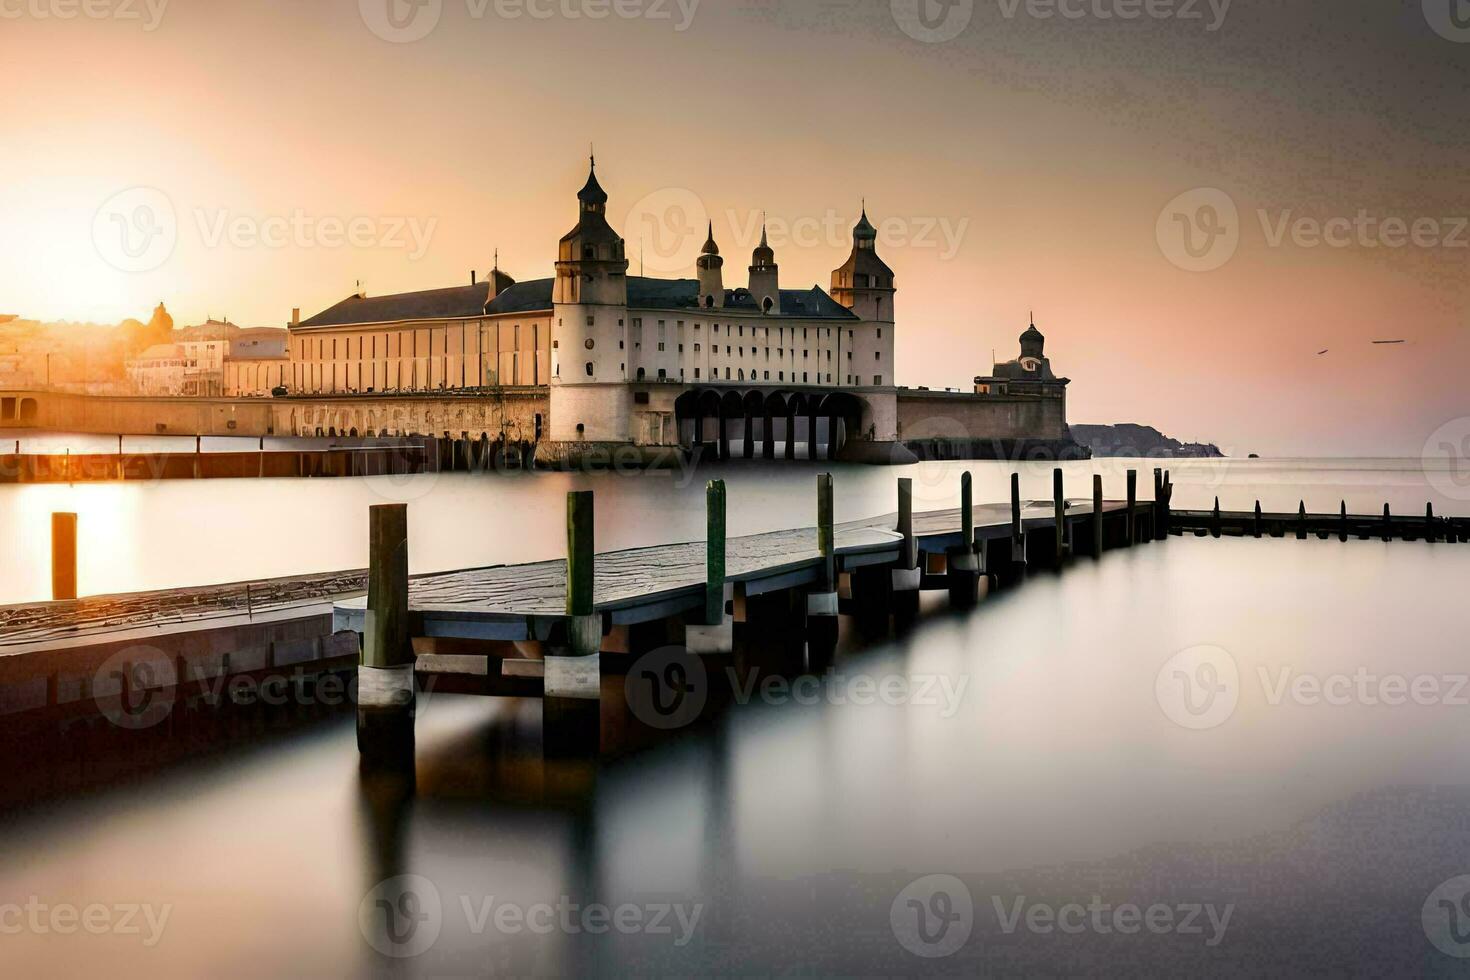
[1340,501,1348,542]
[891,477,921,622]
[1254,501,1263,538]
[1382,503,1392,543]
[1053,468,1067,564]
[1126,470,1137,544]
[947,472,980,607]
[1093,476,1105,557]
[687,480,732,654]
[807,474,840,669]
[1212,497,1222,539]
[358,504,413,758]
[1426,503,1437,544]
[544,491,602,753]
[51,513,77,601]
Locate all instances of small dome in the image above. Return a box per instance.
[853,207,878,243]
[752,225,775,267]
[577,158,608,206]
[701,222,720,256]
[1021,323,1044,345]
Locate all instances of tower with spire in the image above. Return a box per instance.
[696,222,725,309]
[830,205,897,387]
[549,154,633,444]
[748,222,780,314]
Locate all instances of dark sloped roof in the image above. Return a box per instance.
[298,284,491,328]
[300,275,858,328]
[486,279,555,315]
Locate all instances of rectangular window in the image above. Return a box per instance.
[874,375,883,385]
[695,368,701,379]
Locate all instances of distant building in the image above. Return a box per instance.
[224,327,290,396]
[125,344,192,396]
[974,316,1070,400]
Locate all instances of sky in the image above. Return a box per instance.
[1,0,1466,455]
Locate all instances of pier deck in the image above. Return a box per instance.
[332,498,1139,641]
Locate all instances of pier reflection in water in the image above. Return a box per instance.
[4,521,1470,974]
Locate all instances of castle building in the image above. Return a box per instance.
[289,157,901,461]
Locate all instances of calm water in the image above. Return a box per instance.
[0,455,1465,603]
[2,459,1470,975]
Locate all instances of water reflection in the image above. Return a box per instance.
[4,530,1470,973]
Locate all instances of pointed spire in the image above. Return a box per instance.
[577,150,607,208]
[701,220,720,255]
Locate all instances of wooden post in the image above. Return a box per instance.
[892,476,920,622]
[705,480,726,626]
[1382,503,1392,542]
[1053,468,1067,563]
[1296,501,1307,540]
[949,472,980,607]
[566,491,595,617]
[51,513,77,601]
[1253,501,1263,538]
[357,502,415,758]
[1213,497,1222,538]
[687,479,733,655]
[961,471,975,551]
[363,504,410,670]
[1153,468,1164,538]
[1126,470,1137,544]
[545,491,601,732]
[815,473,835,590]
[1010,472,1023,548]
[1093,475,1105,557]
[897,477,915,570]
[1426,503,1437,544]
[1339,501,1348,542]
[808,473,840,668]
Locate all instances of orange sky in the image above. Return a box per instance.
[2,1,1465,455]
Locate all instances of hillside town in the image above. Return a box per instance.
[0,304,289,398]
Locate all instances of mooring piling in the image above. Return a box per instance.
[51,513,77,601]
[1340,501,1348,542]
[948,471,980,606]
[1126,470,1137,543]
[807,473,840,668]
[1426,503,1437,544]
[1382,503,1392,542]
[892,477,921,621]
[1053,468,1067,564]
[1093,475,1105,557]
[686,480,734,655]
[358,503,414,758]
[705,480,727,626]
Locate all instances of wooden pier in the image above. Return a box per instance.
[338,469,1160,755]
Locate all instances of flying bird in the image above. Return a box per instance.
[1317,349,1330,356]
[1372,339,1406,345]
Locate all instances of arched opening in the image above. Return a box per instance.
[763,393,787,461]
[718,390,744,462]
[785,392,809,461]
[741,390,764,460]
[815,392,865,461]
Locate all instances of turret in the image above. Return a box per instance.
[1020,314,1045,359]
[748,224,780,314]
[552,155,629,387]
[830,206,895,324]
[696,223,725,309]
